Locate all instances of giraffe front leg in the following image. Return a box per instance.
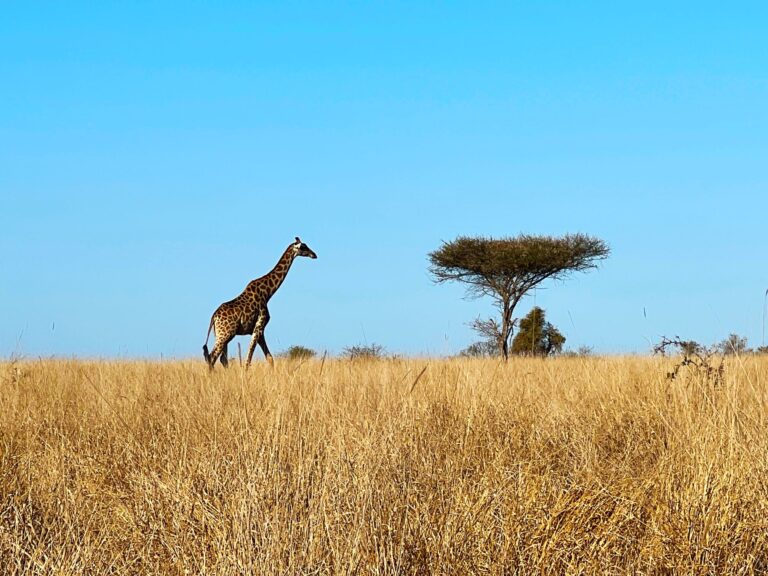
[245,310,269,369]
[258,334,274,367]
[245,329,261,369]
[258,308,273,366]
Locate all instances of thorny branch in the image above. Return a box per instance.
[653,336,725,386]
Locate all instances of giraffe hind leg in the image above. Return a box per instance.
[207,335,233,371]
[220,343,229,368]
[207,341,224,370]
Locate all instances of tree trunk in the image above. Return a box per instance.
[499,300,513,361]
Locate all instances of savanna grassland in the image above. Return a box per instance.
[1,356,767,575]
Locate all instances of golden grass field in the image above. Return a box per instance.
[1,356,767,575]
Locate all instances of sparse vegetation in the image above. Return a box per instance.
[653,336,726,386]
[341,343,386,360]
[457,340,496,358]
[717,333,750,356]
[1,357,767,574]
[562,345,594,357]
[281,344,317,360]
[679,339,703,356]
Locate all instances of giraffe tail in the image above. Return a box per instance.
[203,315,215,364]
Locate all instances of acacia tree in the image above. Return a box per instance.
[429,233,609,359]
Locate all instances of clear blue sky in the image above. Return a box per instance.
[2,2,767,358]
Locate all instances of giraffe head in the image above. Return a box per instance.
[293,237,318,259]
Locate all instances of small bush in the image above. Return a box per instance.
[717,333,750,356]
[458,341,496,358]
[510,307,566,357]
[342,343,385,360]
[562,346,593,358]
[282,345,317,360]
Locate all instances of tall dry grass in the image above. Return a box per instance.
[1,356,767,575]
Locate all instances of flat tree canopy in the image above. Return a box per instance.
[429,233,609,359]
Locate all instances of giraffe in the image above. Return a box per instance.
[203,237,317,369]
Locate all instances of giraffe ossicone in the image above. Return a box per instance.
[203,237,317,369]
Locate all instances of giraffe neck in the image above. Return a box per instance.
[261,245,297,299]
